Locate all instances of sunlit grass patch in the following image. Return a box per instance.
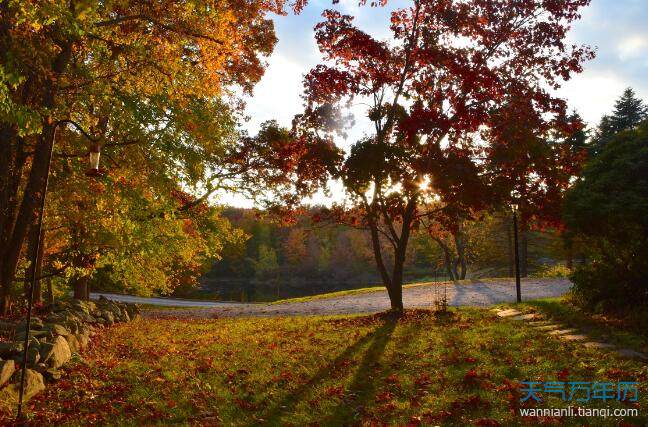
[5,308,646,426]
[269,277,533,305]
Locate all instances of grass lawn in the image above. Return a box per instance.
[4,307,646,426]
[270,277,533,305]
[269,284,399,304]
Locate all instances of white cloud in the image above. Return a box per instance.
[241,53,308,135]
[617,35,648,60]
[558,72,628,126]
[564,0,648,120]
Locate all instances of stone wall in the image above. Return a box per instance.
[0,297,139,407]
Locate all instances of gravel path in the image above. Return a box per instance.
[136,278,572,319]
[90,292,244,308]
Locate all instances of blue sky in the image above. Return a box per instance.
[221,0,648,207]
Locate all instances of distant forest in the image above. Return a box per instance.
[181,207,577,302]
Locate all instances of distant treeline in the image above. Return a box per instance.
[189,207,574,302]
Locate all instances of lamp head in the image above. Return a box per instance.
[85,143,105,177]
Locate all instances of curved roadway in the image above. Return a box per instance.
[92,278,571,318]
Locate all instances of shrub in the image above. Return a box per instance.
[569,261,646,311]
[564,121,648,309]
[531,263,571,279]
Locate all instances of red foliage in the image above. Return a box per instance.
[265,0,593,308]
[288,0,593,217]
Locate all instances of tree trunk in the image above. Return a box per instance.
[457,257,467,280]
[434,237,457,281]
[368,222,392,289]
[0,129,24,253]
[565,236,574,270]
[444,259,455,281]
[367,213,394,300]
[453,227,467,280]
[0,288,10,314]
[73,276,90,300]
[0,126,25,315]
[388,197,416,312]
[387,278,404,311]
[24,224,43,303]
[451,258,460,281]
[389,242,406,312]
[390,255,405,311]
[0,40,72,315]
[369,221,403,311]
[0,121,54,314]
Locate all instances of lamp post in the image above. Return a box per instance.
[16,120,103,420]
[511,203,521,303]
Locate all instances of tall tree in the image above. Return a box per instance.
[0,0,314,312]
[592,88,647,153]
[273,0,594,311]
[565,120,648,308]
[609,88,648,132]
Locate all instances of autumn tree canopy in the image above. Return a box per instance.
[0,0,325,312]
[273,0,594,311]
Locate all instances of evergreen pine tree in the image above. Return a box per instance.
[610,88,648,131]
[565,111,589,152]
[591,88,647,154]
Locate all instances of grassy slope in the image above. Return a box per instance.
[270,277,520,305]
[8,307,646,426]
[270,283,413,304]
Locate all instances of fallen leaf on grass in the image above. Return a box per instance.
[450,395,490,411]
[476,418,501,426]
[557,368,569,381]
[324,385,345,397]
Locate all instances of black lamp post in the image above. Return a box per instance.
[512,203,521,303]
[16,120,102,420]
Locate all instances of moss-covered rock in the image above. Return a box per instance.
[41,336,71,369]
[0,360,15,387]
[0,369,45,406]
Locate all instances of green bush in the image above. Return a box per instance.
[569,261,644,311]
[564,121,648,309]
[531,263,571,278]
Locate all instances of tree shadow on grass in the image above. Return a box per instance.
[326,319,398,423]
[328,317,433,424]
[260,317,398,426]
